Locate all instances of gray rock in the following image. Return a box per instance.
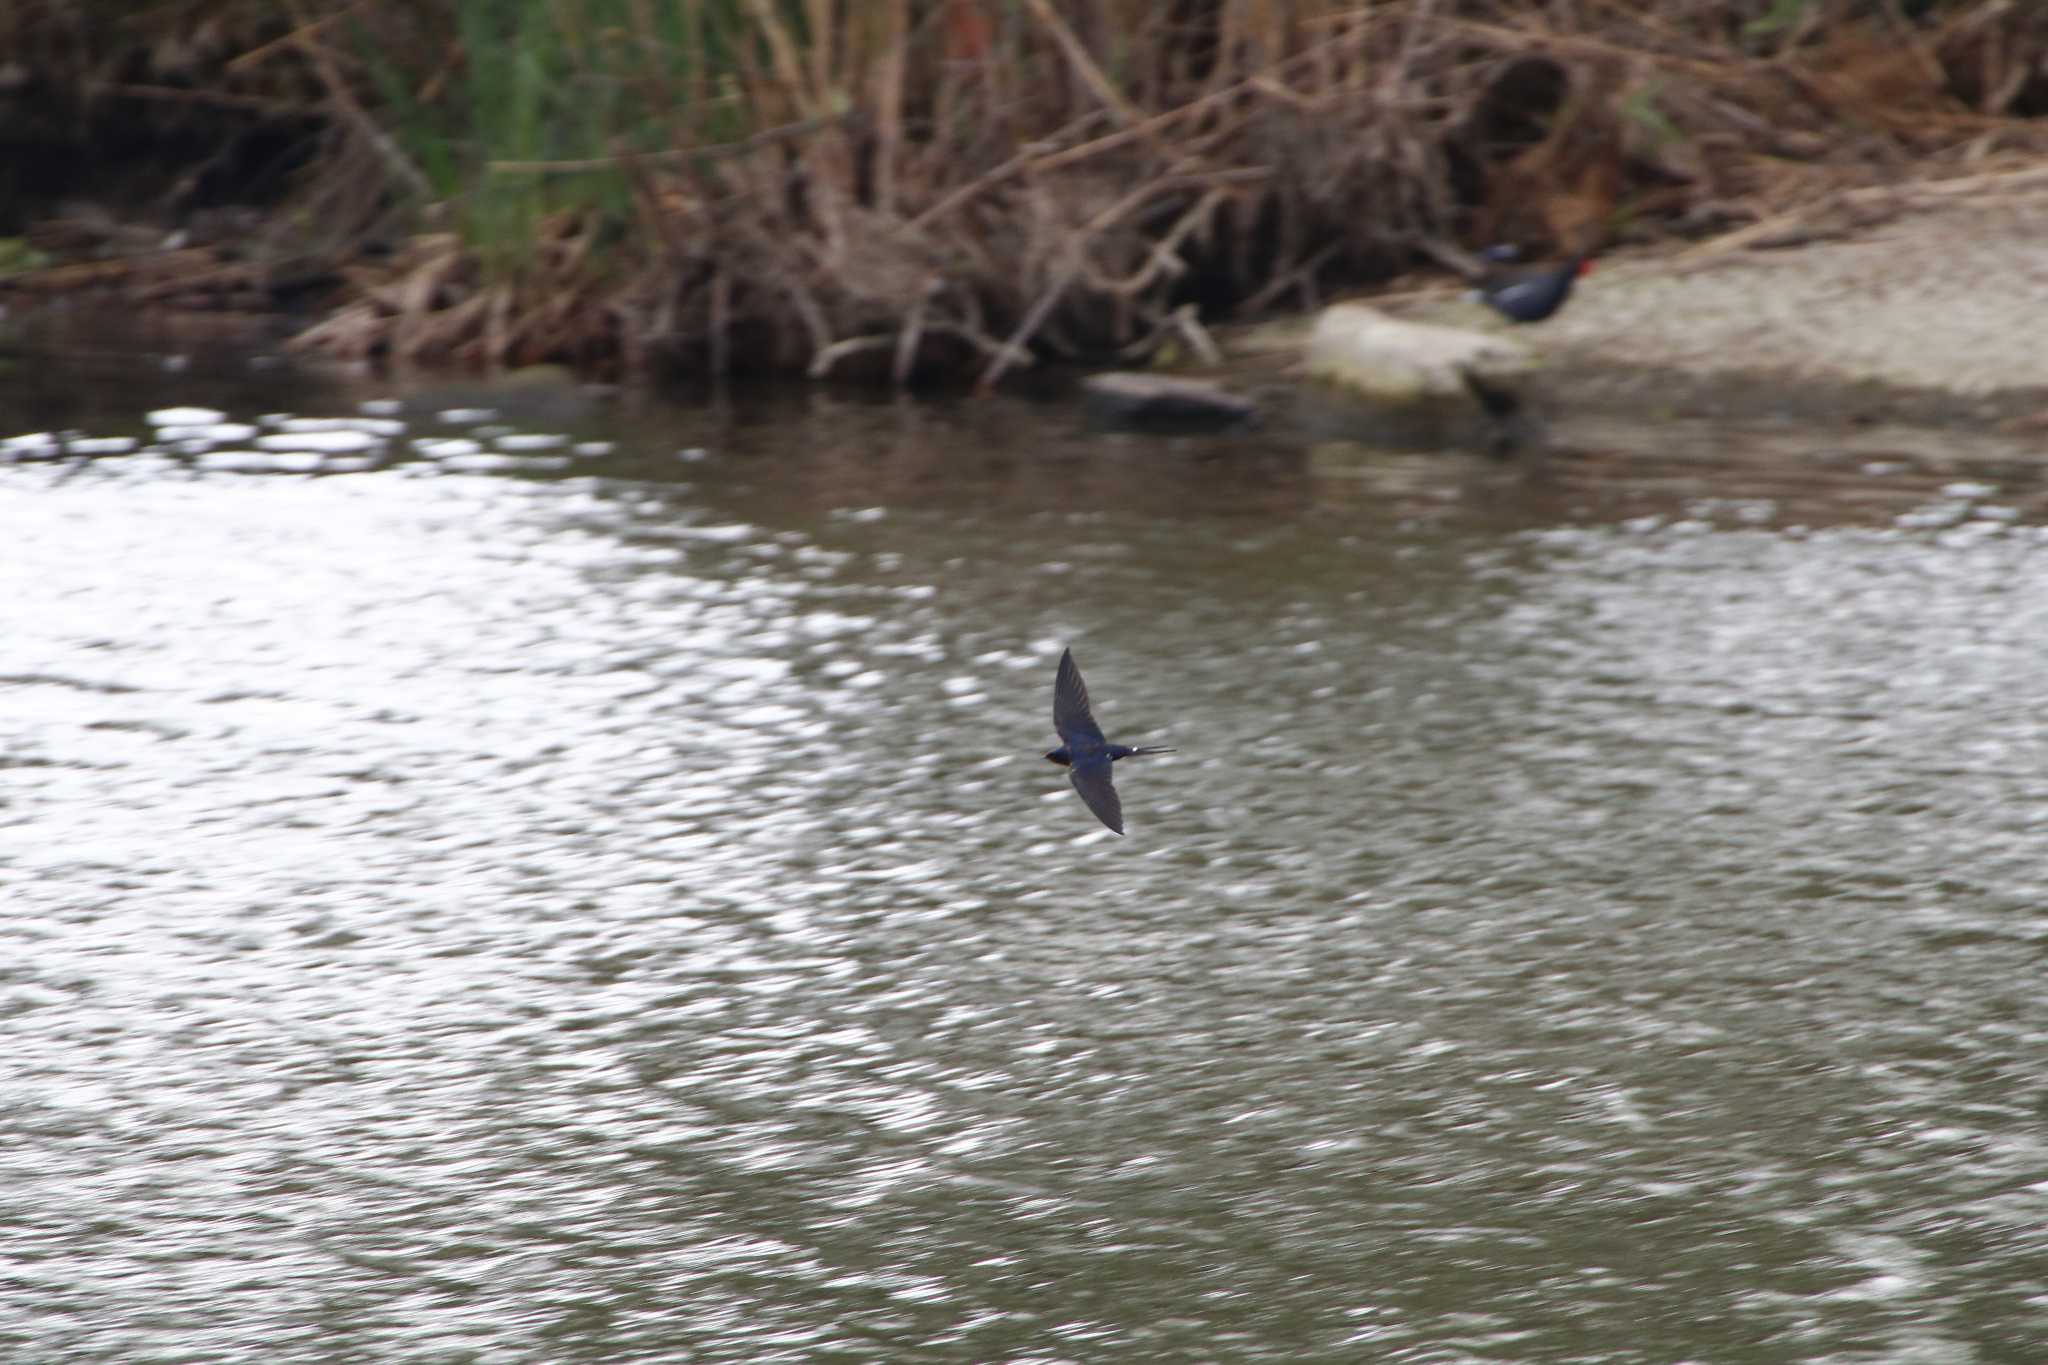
[1080,372,1259,432]
[1303,303,1533,402]
[1296,303,1543,457]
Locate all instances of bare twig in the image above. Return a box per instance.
[1019,0,1146,129]
[285,0,431,201]
[709,270,731,378]
[742,0,816,119]
[908,25,1381,234]
[925,321,1032,367]
[492,113,848,173]
[1112,302,1220,365]
[893,279,934,387]
[1675,161,2048,266]
[227,0,379,72]
[1077,183,1245,297]
[1236,243,1340,315]
[808,333,890,379]
[976,256,1077,393]
[785,275,834,361]
[873,0,910,215]
[1172,304,1223,366]
[85,83,313,116]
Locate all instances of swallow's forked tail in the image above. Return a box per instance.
[1129,745,1176,758]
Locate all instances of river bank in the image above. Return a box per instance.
[6,3,2048,397]
[1177,163,2046,456]
[1421,172,2048,419]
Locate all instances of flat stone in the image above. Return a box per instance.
[1080,372,1259,432]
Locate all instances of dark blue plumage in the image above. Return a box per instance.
[1044,648,1174,835]
[1472,253,1591,324]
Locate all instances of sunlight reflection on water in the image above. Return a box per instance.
[1,381,2046,1360]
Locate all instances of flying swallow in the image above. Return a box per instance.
[1044,647,1174,835]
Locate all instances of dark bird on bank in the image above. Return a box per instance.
[1471,253,1593,324]
[1045,648,1174,836]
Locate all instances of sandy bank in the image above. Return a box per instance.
[1392,180,2048,423]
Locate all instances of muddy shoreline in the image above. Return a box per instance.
[10,167,2048,449]
[1333,187,2048,441]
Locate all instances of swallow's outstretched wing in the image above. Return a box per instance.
[1053,648,1105,746]
[1068,762,1124,835]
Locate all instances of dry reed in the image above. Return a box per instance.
[6,2,2048,383]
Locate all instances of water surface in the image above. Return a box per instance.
[2,360,2045,1361]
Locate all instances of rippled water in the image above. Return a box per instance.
[3,361,2046,1362]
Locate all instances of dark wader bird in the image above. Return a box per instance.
[1045,648,1174,835]
[1471,252,1592,324]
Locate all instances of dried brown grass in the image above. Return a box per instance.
[8,2,2048,384]
[574,0,2048,389]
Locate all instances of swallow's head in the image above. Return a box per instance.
[1044,746,1071,767]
